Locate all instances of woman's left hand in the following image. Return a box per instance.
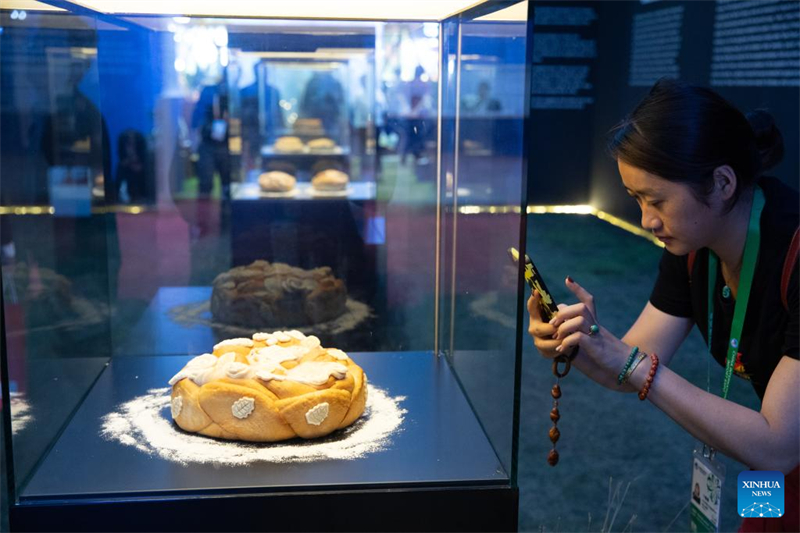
[551,277,632,384]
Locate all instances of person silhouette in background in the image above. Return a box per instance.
[300,71,345,140]
[351,73,370,157]
[404,65,432,165]
[191,75,231,199]
[115,129,149,204]
[41,61,110,192]
[240,63,284,174]
[38,59,120,302]
[1,190,14,267]
[463,80,502,115]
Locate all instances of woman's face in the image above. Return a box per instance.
[617,159,719,255]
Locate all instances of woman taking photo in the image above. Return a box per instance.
[527,79,798,532]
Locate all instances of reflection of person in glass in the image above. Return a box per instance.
[404,65,432,165]
[191,74,231,198]
[39,57,120,301]
[115,129,148,204]
[692,483,701,504]
[527,80,799,532]
[462,80,502,115]
[42,61,109,193]
[1,190,14,267]
[300,71,344,139]
[241,63,283,171]
[351,74,370,156]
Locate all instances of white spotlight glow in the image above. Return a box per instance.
[423,22,439,38]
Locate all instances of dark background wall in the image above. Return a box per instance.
[527,0,799,223]
[527,1,598,205]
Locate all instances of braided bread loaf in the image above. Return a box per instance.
[169,331,367,441]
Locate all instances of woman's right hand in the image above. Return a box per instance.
[527,289,562,359]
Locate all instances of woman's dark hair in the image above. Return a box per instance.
[608,78,784,212]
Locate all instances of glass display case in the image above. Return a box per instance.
[232,45,378,197]
[1,1,531,530]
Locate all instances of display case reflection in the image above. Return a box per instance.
[44,47,107,211]
[249,59,353,196]
[452,21,527,205]
[229,48,377,200]
[260,60,349,150]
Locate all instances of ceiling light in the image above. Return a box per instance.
[475,1,527,21]
[1,1,64,11]
[65,0,491,21]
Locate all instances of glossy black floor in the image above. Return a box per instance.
[1,213,760,532]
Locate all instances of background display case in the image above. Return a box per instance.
[228,53,380,328]
[1,1,530,531]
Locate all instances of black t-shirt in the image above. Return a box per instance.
[649,176,799,401]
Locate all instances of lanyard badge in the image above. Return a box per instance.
[691,447,727,532]
[692,187,764,531]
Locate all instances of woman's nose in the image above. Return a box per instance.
[640,207,661,231]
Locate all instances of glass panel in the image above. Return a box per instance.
[440,2,529,479]
[378,22,440,351]
[101,19,385,357]
[1,1,523,508]
[0,7,112,496]
[438,17,459,357]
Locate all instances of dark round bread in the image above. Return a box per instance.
[211,261,347,328]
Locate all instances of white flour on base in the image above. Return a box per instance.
[101,385,406,465]
[168,298,373,336]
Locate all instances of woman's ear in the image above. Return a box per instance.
[713,165,738,201]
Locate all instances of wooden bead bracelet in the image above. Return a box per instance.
[637,352,659,401]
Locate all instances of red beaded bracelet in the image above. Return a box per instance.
[637,352,659,401]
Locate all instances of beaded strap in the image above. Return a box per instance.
[617,346,640,385]
[638,353,659,401]
[548,383,562,466]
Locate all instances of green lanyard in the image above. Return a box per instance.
[707,187,765,400]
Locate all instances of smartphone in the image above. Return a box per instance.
[508,247,559,321]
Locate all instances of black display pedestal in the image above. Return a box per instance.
[8,352,518,532]
[12,486,518,532]
[229,183,380,305]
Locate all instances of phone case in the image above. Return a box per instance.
[508,247,559,321]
